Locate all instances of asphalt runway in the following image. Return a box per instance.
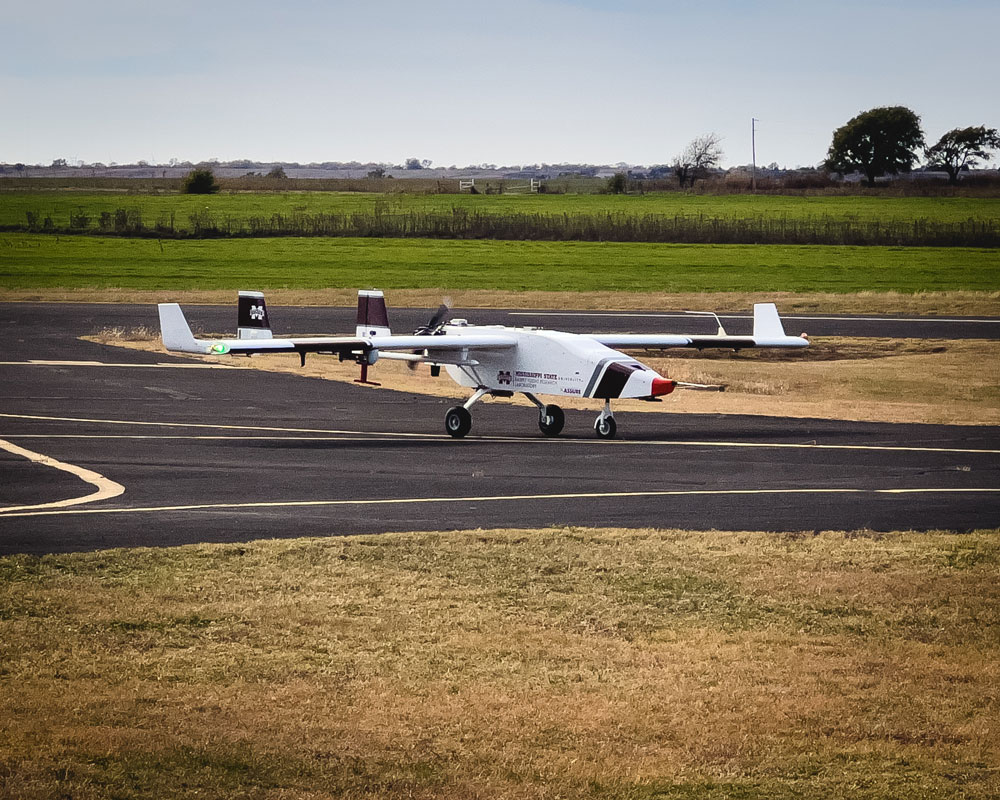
[1,303,998,554]
[7,302,999,341]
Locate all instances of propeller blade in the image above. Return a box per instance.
[413,302,451,335]
[426,303,450,330]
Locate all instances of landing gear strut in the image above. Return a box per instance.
[594,400,616,439]
[444,387,490,438]
[525,393,564,437]
[446,390,617,439]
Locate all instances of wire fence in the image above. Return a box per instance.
[8,207,999,247]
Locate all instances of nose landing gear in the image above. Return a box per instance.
[594,401,616,439]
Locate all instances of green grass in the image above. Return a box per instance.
[2,190,998,231]
[1,528,998,799]
[2,234,997,293]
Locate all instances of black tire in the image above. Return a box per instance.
[594,415,617,439]
[445,406,472,438]
[538,404,565,437]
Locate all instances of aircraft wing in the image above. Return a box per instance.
[588,303,809,350]
[158,303,516,356]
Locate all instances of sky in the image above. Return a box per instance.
[4,0,999,169]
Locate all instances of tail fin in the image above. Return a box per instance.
[356,289,391,338]
[158,303,203,353]
[238,291,272,340]
[751,303,808,348]
[752,303,787,339]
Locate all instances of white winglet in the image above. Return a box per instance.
[158,303,204,353]
[752,303,786,338]
[751,303,808,348]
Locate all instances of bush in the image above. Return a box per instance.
[182,169,219,194]
[69,209,90,229]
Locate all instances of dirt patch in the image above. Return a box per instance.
[644,336,953,361]
[85,332,1000,426]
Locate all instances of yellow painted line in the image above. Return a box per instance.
[0,412,442,439]
[0,360,240,369]
[0,487,996,519]
[0,412,997,454]
[621,439,1000,455]
[2,435,430,443]
[0,439,125,513]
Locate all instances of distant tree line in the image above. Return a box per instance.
[6,113,998,191]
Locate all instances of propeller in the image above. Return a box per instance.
[413,303,450,336]
[408,301,451,369]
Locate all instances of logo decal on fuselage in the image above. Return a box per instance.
[497,370,512,385]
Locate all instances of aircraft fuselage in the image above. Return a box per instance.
[439,323,673,400]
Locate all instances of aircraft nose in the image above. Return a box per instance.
[651,377,675,397]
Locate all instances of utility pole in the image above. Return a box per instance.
[751,117,758,192]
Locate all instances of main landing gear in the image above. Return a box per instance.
[445,388,489,439]
[444,405,472,438]
[524,393,564,437]
[444,389,616,439]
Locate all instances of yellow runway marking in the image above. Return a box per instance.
[0,413,997,455]
[0,439,125,513]
[1,487,996,519]
[0,413,442,439]
[0,360,240,369]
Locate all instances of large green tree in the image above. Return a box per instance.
[824,106,924,187]
[925,126,1000,185]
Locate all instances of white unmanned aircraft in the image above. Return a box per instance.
[158,290,808,438]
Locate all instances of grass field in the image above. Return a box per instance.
[2,234,997,296]
[3,190,999,229]
[2,529,997,799]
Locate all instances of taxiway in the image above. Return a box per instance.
[1,303,997,554]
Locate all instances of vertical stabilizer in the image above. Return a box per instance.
[752,303,786,339]
[237,291,272,339]
[158,303,204,353]
[356,290,391,338]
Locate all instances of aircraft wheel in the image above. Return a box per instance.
[445,406,472,438]
[594,415,617,439]
[538,404,565,437]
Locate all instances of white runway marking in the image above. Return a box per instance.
[509,312,1000,324]
[1,487,997,519]
[0,360,240,369]
[0,439,125,513]
[1,413,998,455]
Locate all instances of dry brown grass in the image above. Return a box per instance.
[1,529,997,798]
[6,287,1000,315]
[89,333,1000,426]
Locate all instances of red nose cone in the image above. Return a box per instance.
[651,378,675,397]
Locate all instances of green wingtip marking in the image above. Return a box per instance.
[210,343,229,354]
